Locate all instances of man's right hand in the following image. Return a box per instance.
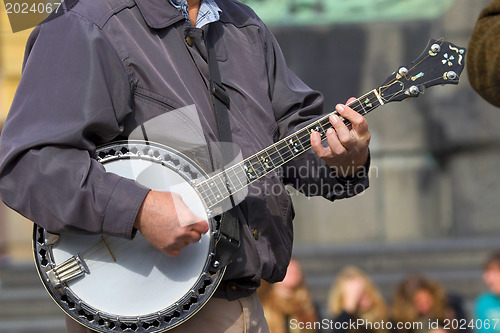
[134,191,209,256]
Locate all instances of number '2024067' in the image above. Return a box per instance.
[441,319,499,330]
[5,1,61,14]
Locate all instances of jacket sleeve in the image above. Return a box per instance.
[262,25,369,201]
[467,0,500,108]
[0,13,150,238]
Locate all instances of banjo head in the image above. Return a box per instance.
[33,141,224,332]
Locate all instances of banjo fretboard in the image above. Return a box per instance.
[195,89,385,209]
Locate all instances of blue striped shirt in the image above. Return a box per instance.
[169,0,221,28]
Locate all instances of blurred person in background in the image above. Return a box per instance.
[391,274,469,333]
[259,258,319,333]
[474,252,500,333]
[467,0,500,108]
[327,266,389,333]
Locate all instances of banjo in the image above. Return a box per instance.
[33,38,465,332]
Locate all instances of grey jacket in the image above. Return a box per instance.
[0,0,368,298]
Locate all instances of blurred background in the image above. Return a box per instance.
[0,0,499,332]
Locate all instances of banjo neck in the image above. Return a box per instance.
[195,38,465,210]
[195,89,385,210]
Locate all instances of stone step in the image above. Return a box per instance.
[0,287,63,319]
[294,236,500,277]
[0,263,67,332]
[0,262,40,289]
[0,318,66,333]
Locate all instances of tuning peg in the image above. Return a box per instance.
[431,44,441,53]
[396,67,409,79]
[408,85,420,96]
[446,71,458,80]
[429,43,442,57]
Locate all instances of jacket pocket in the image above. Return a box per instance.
[130,87,212,171]
[134,87,183,112]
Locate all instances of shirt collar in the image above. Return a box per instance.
[169,0,221,28]
[134,0,221,30]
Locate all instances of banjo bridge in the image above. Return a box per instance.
[47,254,89,287]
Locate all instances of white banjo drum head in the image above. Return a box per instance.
[33,142,224,332]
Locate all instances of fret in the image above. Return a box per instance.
[199,176,228,207]
[287,134,302,155]
[353,90,382,116]
[206,180,219,207]
[309,121,324,135]
[317,121,328,136]
[221,173,233,195]
[275,140,295,162]
[197,182,215,208]
[244,158,258,181]
[297,129,313,148]
[243,163,256,182]
[213,174,230,201]
[267,145,283,166]
[248,155,267,178]
[224,167,241,195]
[230,164,247,190]
[293,133,306,151]
[363,96,374,114]
[302,119,327,143]
[255,155,268,177]
[355,98,368,115]
[260,150,275,171]
[320,117,332,133]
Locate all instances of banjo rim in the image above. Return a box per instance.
[32,140,226,332]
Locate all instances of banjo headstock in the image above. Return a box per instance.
[376,38,466,104]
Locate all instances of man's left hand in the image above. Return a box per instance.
[310,97,371,178]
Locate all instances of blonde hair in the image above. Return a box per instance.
[328,266,388,333]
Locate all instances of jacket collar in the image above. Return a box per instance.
[134,0,185,29]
